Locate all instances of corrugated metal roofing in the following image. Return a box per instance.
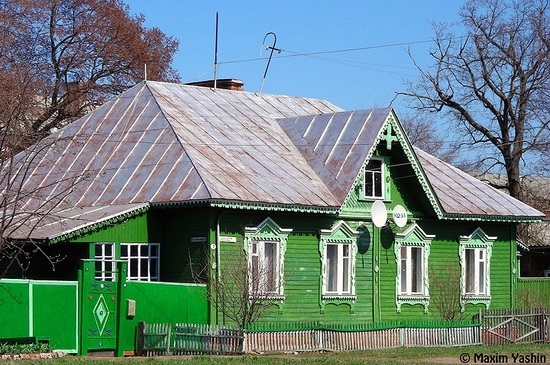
[2,81,544,241]
[415,148,544,219]
[278,109,390,203]
[14,81,345,213]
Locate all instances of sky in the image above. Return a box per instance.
[124,1,464,116]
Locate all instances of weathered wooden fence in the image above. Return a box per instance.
[138,320,482,355]
[138,322,244,356]
[245,320,481,353]
[479,308,549,345]
[173,323,244,355]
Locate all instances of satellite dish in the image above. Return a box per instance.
[392,205,408,228]
[371,200,387,228]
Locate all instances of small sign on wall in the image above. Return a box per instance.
[219,236,237,243]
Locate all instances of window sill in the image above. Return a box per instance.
[397,294,429,300]
[322,295,357,302]
[462,295,491,301]
[249,294,285,302]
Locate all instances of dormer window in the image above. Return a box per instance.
[364,158,385,199]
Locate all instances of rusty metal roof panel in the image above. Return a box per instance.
[278,109,391,203]
[8,81,346,215]
[148,82,344,206]
[416,148,543,218]
[6,204,149,241]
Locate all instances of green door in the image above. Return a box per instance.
[79,260,127,355]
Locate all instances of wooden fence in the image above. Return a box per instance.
[138,322,244,356]
[479,308,549,345]
[138,320,480,355]
[245,320,481,353]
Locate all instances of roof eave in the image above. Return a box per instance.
[440,213,544,223]
[151,199,340,214]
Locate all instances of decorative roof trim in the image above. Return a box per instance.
[49,204,150,244]
[439,213,542,223]
[151,199,340,214]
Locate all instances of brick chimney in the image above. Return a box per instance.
[186,78,244,91]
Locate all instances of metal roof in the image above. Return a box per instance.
[415,148,544,220]
[278,109,390,203]
[2,81,544,241]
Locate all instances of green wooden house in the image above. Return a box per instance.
[1,80,544,333]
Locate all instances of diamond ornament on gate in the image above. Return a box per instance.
[93,294,110,336]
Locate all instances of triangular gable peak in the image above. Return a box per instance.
[394,222,436,243]
[244,217,293,238]
[319,220,359,242]
[459,227,497,246]
[340,109,444,218]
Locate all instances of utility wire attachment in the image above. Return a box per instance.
[258,32,282,93]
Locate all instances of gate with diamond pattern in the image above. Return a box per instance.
[79,260,127,356]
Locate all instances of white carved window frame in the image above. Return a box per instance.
[394,222,434,313]
[244,217,292,300]
[459,228,495,310]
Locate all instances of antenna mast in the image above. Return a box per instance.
[259,32,282,93]
[213,12,219,91]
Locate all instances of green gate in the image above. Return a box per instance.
[79,260,127,356]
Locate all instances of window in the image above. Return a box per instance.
[464,248,486,295]
[121,243,160,281]
[244,217,292,300]
[319,221,358,314]
[95,242,115,281]
[249,240,279,294]
[365,159,383,199]
[394,222,434,313]
[399,246,423,295]
[459,228,495,309]
[324,243,351,294]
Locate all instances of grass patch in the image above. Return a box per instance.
[16,344,550,365]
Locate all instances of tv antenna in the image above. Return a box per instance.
[258,32,282,93]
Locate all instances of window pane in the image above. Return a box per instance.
[374,171,383,197]
[264,242,277,292]
[365,160,383,198]
[465,249,475,293]
[342,256,349,293]
[411,247,422,293]
[251,256,259,292]
[478,261,485,294]
[326,245,337,292]
[400,247,407,293]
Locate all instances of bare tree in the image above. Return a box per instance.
[0,0,180,152]
[400,114,458,164]
[401,0,550,200]
[190,246,281,329]
[0,128,89,278]
[429,258,465,321]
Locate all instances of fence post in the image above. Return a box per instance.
[136,321,145,356]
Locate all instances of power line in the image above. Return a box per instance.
[218,39,436,66]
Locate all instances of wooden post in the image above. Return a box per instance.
[137,321,145,356]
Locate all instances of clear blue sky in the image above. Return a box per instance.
[125,1,464,115]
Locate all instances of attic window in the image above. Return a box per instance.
[364,158,388,200]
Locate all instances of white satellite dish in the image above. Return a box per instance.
[371,200,387,228]
[392,205,408,228]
